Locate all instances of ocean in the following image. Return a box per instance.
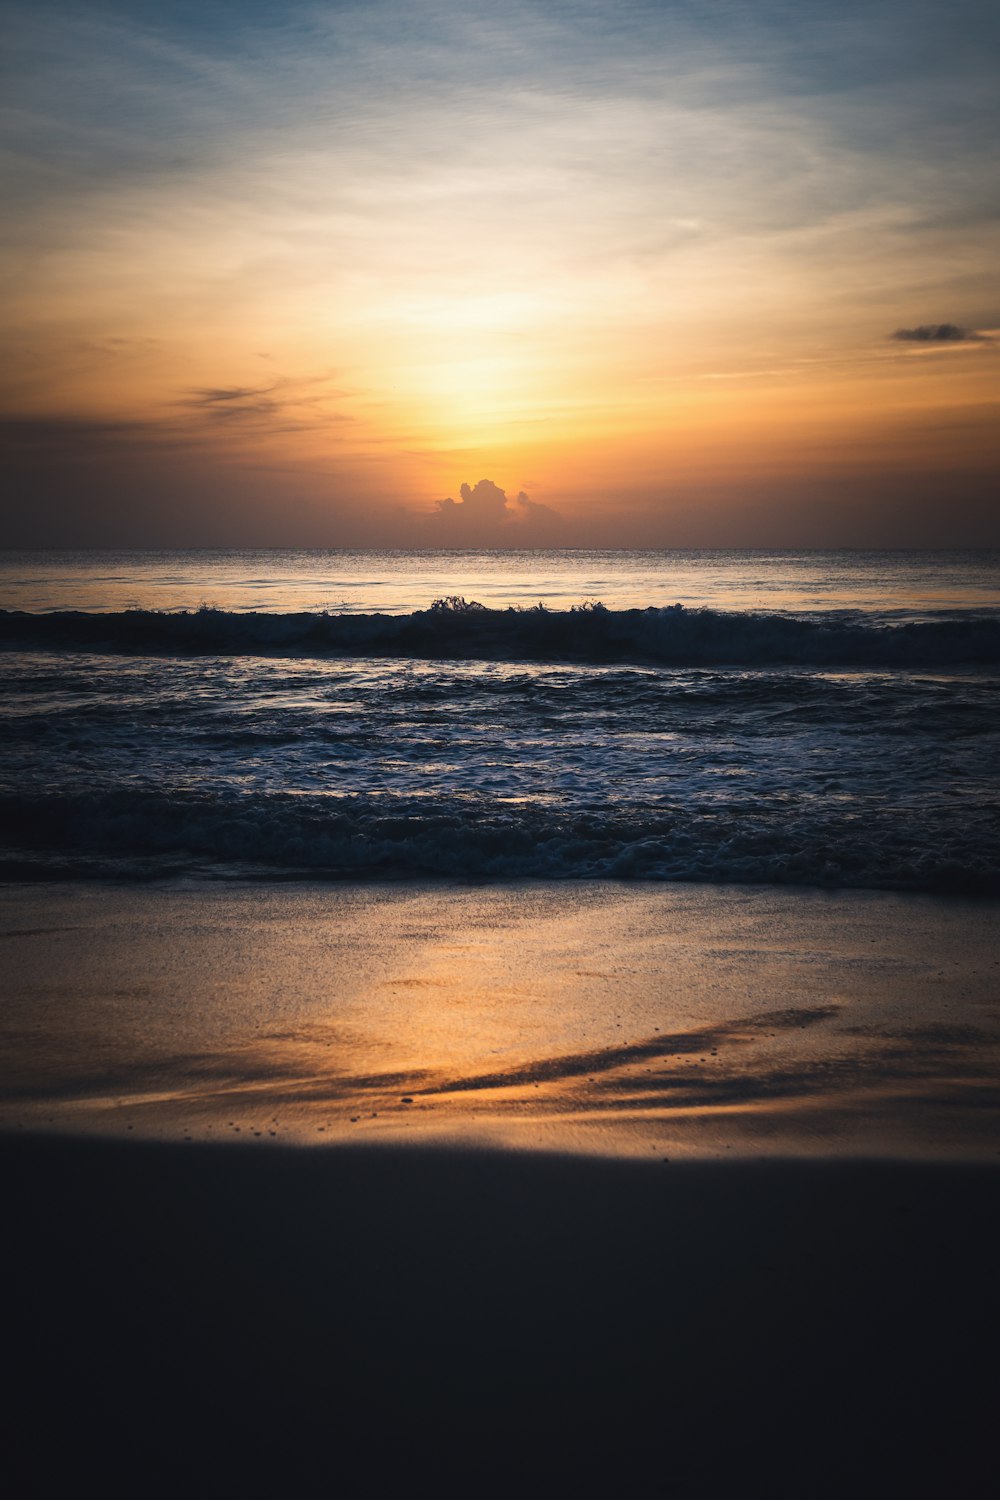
[2,547,998,892]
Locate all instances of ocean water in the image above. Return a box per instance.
[1,548,998,891]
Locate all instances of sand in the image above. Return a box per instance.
[3,879,999,1155]
[6,1135,999,1496]
[3,879,999,1494]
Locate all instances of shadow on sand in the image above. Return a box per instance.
[6,1133,998,1497]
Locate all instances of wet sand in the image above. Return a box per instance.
[3,879,998,1494]
[3,879,999,1155]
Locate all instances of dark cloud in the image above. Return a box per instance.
[182,386,281,420]
[0,414,175,455]
[890,323,986,343]
[429,479,561,540]
[176,377,354,433]
[436,479,508,524]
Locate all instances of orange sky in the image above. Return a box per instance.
[2,0,998,546]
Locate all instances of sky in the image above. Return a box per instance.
[1,0,998,548]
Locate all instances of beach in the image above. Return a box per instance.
[5,877,999,1494]
[8,1137,999,1497]
[3,548,998,1494]
[5,0,1000,1478]
[4,879,998,1156]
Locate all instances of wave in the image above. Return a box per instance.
[3,602,1000,667]
[2,788,996,894]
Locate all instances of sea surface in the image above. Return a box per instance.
[2,548,998,891]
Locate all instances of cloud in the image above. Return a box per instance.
[890,323,987,343]
[182,386,281,420]
[427,479,562,541]
[437,478,509,524]
[175,375,355,435]
[0,414,174,455]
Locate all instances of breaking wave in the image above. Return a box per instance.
[3,788,997,893]
[3,602,1000,667]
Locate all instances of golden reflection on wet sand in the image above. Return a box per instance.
[2,880,998,1157]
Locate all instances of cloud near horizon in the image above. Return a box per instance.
[427,479,562,538]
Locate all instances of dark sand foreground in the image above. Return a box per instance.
[6,1134,998,1498]
[5,881,999,1494]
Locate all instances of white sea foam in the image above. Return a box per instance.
[3,555,997,895]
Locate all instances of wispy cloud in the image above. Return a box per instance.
[174,374,356,436]
[182,386,281,420]
[890,324,989,343]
